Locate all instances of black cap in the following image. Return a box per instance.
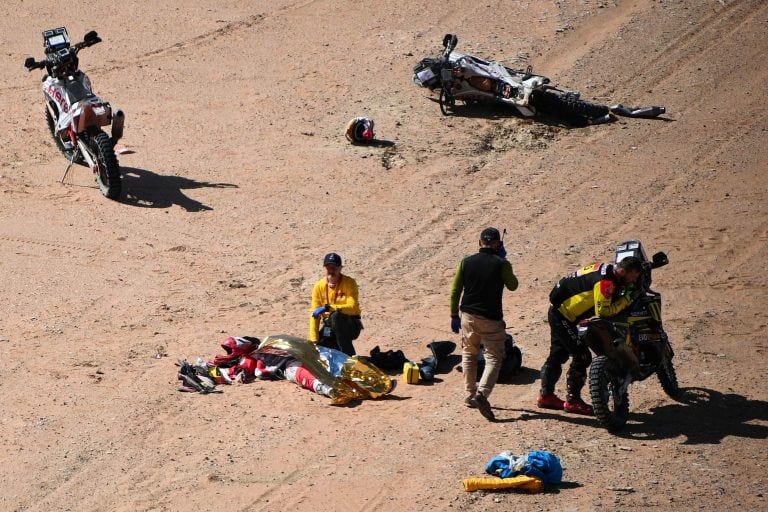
[480,227,501,243]
[323,252,343,267]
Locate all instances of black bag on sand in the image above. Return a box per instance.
[476,335,522,382]
[369,345,408,372]
[421,340,457,373]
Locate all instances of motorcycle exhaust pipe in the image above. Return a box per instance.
[111,109,125,143]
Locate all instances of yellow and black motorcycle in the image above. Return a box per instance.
[579,241,679,432]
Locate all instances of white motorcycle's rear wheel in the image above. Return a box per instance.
[84,128,121,199]
[531,90,609,121]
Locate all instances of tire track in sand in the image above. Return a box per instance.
[0,235,98,255]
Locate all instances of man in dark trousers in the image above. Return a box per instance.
[450,227,519,421]
[308,253,362,356]
[538,257,643,415]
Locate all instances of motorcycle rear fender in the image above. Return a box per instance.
[588,334,640,381]
[72,100,112,132]
[580,318,618,355]
[582,318,639,371]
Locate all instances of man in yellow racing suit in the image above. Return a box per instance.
[537,256,643,415]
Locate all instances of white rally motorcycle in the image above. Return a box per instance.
[25,28,125,199]
[414,34,665,123]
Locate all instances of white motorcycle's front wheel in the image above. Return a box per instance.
[439,87,456,116]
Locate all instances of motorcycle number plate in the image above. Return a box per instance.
[416,68,435,83]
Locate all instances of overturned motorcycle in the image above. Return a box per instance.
[579,240,679,432]
[413,34,665,124]
[25,27,125,199]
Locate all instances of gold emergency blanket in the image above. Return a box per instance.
[257,335,393,405]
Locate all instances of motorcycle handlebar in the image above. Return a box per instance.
[441,33,458,63]
[24,31,101,72]
[23,57,45,71]
[73,35,101,51]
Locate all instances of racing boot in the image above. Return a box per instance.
[564,397,593,415]
[537,361,564,410]
[316,383,335,398]
[564,369,593,416]
[537,392,565,410]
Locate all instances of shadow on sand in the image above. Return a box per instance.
[119,166,238,211]
[618,386,768,444]
[500,387,767,443]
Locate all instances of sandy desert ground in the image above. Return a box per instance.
[1,0,766,510]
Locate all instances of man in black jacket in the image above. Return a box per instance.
[450,227,519,421]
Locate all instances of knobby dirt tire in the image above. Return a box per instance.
[657,357,680,399]
[532,90,609,120]
[85,128,121,199]
[439,88,455,116]
[589,355,630,432]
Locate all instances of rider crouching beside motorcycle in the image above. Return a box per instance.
[537,257,643,415]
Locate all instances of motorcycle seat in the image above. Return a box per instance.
[64,78,95,103]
